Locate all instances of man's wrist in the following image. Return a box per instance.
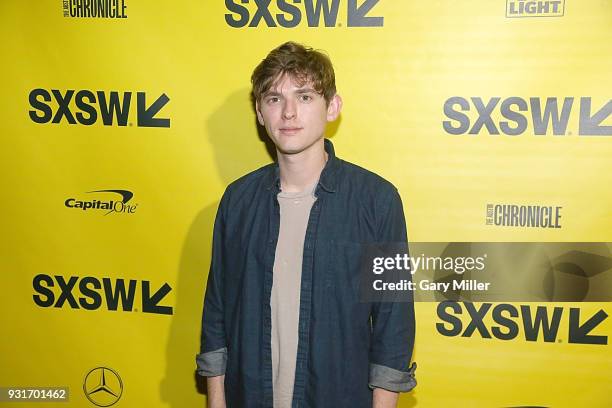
[206,375,226,408]
[372,387,399,408]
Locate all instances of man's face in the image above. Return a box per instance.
[256,74,341,156]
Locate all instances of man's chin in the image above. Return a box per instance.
[276,146,305,155]
[273,137,324,156]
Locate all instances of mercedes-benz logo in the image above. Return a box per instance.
[83,367,123,407]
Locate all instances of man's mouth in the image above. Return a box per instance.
[279,127,303,134]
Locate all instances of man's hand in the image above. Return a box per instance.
[206,375,226,408]
[372,388,399,408]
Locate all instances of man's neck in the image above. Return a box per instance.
[277,139,328,193]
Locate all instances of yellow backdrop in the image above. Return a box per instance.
[1,0,610,407]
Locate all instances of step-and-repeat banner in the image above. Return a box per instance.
[1,1,610,407]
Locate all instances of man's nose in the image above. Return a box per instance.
[282,99,296,120]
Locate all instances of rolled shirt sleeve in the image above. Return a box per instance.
[369,185,417,392]
[196,190,230,377]
[196,347,228,377]
[368,362,417,392]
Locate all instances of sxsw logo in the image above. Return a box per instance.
[225,0,383,28]
[33,274,173,315]
[443,97,612,136]
[437,302,608,345]
[28,89,170,128]
[506,0,565,18]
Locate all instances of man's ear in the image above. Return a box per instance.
[255,100,265,126]
[326,94,343,122]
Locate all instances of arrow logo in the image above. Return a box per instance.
[137,92,170,128]
[579,98,612,135]
[347,0,383,27]
[568,308,608,345]
[142,281,173,315]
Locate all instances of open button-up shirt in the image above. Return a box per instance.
[197,139,416,407]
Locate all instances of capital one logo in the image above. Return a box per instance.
[28,89,170,128]
[65,189,138,216]
[225,0,383,28]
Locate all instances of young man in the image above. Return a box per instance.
[197,42,416,408]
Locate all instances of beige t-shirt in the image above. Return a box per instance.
[271,183,317,408]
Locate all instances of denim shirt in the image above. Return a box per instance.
[197,139,416,407]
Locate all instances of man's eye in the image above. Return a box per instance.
[267,97,279,104]
[299,94,312,102]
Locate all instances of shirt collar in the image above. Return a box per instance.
[265,138,339,194]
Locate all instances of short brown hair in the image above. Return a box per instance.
[251,41,336,105]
